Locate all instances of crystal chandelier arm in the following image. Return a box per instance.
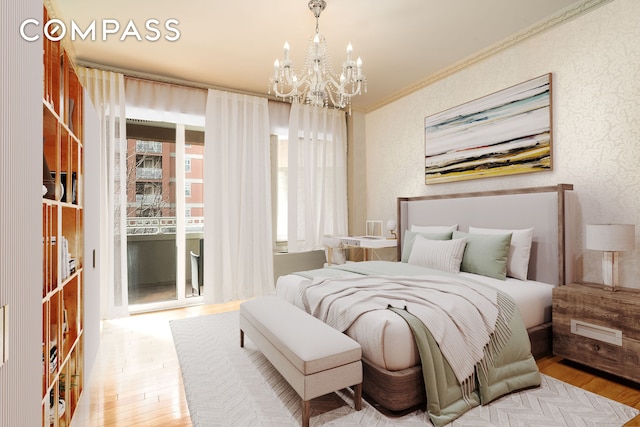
[323,75,363,109]
[270,61,310,101]
[271,78,308,100]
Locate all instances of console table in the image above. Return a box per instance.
[327,237,397,265]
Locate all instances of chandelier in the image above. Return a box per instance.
[268,0,366,112]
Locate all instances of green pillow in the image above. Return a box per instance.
[401,230,452,262]
[453,231,512,280]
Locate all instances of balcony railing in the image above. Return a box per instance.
[135,194,162,204]
[136,140,163,154]
[126,216,204,235]
[136,167,162,180]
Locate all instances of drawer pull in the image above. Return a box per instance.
[570,319,622,346]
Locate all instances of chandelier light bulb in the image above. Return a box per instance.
[283,42,290,60]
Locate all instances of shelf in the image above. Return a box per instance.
[42,4,85,426]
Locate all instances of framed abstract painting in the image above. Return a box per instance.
[424,73,552,184]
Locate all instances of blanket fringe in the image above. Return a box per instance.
[461,375,476,405]
[486,292,515,362]
[461,291,516,402]
[476,291,515,397]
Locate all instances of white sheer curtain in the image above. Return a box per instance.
[268,100,290,136]
[78,68,128,319]
[287,104,348,252]
[204,89,274,302]
[125,78,206,126]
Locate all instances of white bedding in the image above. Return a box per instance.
[275,267,554,372]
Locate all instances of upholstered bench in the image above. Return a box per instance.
[240,296,363,427]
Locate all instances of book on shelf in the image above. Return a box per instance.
[60,236,71,280]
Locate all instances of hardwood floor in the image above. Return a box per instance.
[127,281,200,305]
[70,301,241,427]
[71,302,640,426]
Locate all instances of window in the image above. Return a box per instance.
[137,155,161,169]
[134,182,163,211]
[135,153,162,180]
[271,135,288,243]
[268,102,348,249]
[185,182,191,197]
[124,78,207,309]
[269,107,348,252]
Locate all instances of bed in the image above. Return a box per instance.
[275,184,577,420]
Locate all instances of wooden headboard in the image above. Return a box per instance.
[397,184,576,286]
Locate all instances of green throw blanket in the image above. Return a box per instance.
[390,303,540,426]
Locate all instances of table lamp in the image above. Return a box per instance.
[585,223,635,291]
[386,219,397,239]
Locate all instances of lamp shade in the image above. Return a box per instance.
[386,219,397,232]
[586,224,635,251]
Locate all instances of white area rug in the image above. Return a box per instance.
[170,311,639,426]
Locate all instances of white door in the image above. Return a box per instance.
[82,90,102,384]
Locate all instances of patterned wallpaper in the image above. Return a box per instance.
[363,0,640,287]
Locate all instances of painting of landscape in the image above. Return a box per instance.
[424,73,552,184]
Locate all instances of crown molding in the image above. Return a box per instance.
[44,0,611,116]
[363,0,614,114]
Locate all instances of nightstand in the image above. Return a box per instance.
[552,283,640,383]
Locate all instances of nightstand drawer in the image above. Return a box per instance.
[553,283,640,341]
[553,318,640,381]
[552,283,640,383]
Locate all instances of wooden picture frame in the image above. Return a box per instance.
[424,73,552,184]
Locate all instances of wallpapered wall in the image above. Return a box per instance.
[363,0,640,288]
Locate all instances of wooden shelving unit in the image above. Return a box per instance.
[42,5,85,426]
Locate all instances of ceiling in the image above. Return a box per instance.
[49,0,592,112]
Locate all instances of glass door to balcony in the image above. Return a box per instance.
[125,121,205,311]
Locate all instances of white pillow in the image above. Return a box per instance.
[407,235,467,273]
[468,226,533,280]
[411,224,458,233]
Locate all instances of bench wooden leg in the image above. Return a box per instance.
[240,329,244,348]
[354,383,362,411]
[302,399,310,427]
